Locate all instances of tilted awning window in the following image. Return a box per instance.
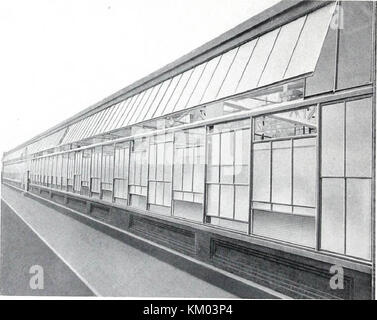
[57,2,335,146]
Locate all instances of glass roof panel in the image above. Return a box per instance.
[153,75,181,118]
[173,63,206,112]
[237,28,280,94]
[217,39,257,99]
[284,2,336,79]
[201,47,238,104]
[259,15,306,87]
[186,56,221,108]
[129,87,153,125]
[123,92,145,126]
[163,69,193,115]
[136,83,162,123]
[145,79,171,120]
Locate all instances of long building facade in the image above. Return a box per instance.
[1,1,375,299]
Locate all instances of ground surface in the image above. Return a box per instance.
[0,186,238,297]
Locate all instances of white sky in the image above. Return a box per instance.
[0,0,280,156]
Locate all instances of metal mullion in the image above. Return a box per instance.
[203,126,208,223]
[170,134,176,216]
[269,140,273,210]
[248,117,254,235]
[217,132,222,217]
[315,103,321,251]
[343,101,347,255]
[111,143,116,203]
[232,129,236,220]
[333,1,341,91]
[291,138,294,213]
[99,145,104,199]
[145,138,150,210]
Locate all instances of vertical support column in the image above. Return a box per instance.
[111,143,116,203]
[248,116,254,235]
[126,140,132,206]
[315,103,322,251]
[170,132,176,216]
[202,125,208,224]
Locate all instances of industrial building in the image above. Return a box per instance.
[1,1,375,299]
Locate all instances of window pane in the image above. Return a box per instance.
[321,178,345,254]
[235,185,249,222]
[252,143,270,202]
[208,134,220,165]
[346,98,372,177]
[207,184,219,216]
[337,1,373,89]
[220,185,234,219]
[220,131,234,165]
[253,210,315,247]
[321,103,344,176]
[254,106,317,140]
[346,179,371,260]
[293,138,316,207]
[237,28,280,93]
[201,48,238,103]
[272,140,291,205]
[259,16,305,87]
[284,2,336,79]
[218,39,257,99]
[182,148,193,191]
[173,148,183,190]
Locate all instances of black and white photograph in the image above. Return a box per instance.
[0,0,375,305]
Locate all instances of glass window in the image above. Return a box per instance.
[346,98,372,177]
[252,143,270,203]
[320,97,372,260]
[346,179,371,260]
[321,102,344,177]
[259,16,306,87]
[271,140,291,205]
[284,2,336,79]
[147,133,173,215]
[129,138,148,209]
[237,28,280,93]
[321,178,345,254]
[217,39,257,99]
[337,1,373,90]
[293,138,316,207]
[206,119,250,232]
[173,127,205,222]
[201,48,238,104]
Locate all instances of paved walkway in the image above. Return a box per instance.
[1,186,238,297]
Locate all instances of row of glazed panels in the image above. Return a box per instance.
[59,3,336,145]
[4,95,369,261]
